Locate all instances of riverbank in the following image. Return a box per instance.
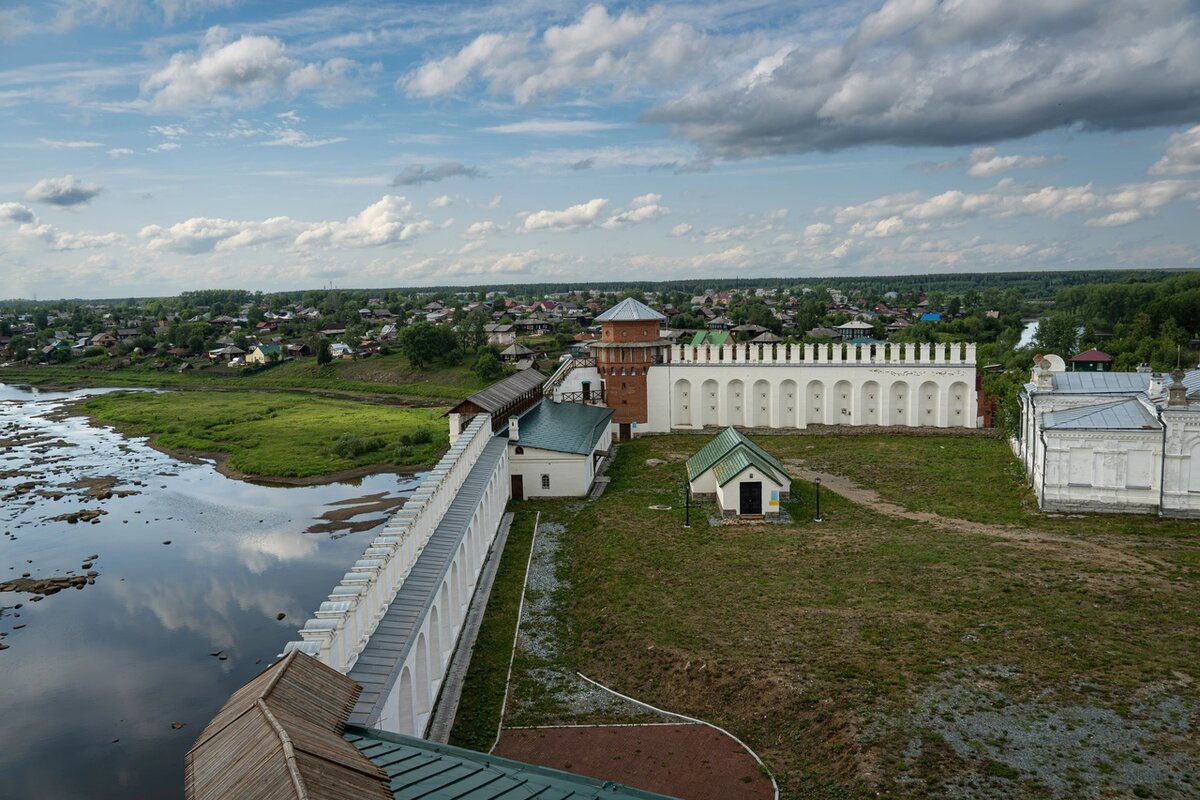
[75,390,449,481]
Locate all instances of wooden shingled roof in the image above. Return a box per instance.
[449,367,547,415]
[184,650,390,800]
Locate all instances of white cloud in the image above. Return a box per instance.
[486,195,503,209]
[142,27,362,110]
[25,174,102,206]
[430,195,453,209]
[601,193,670,229]
[483,119,624,134]
[522,198,608,231]
[39,138,103,148]
[804,222,832,237]
[260,129,347,148]
[139,195,433,254]
[670,222,692,236]
[645,0,1200,158]
[463,220,499,238]
[401,5,704,104]
[150,124,187,139]
[1150,125,1200,175]
[1,202,36,223]
[966,146,1055,177]
[107,147,134,158]
[148,141,181,152]
[1,202,121,250]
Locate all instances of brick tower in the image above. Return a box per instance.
[593,297,667,438]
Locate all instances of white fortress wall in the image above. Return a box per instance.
[644,341,977,432]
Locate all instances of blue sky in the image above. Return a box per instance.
[2,0,1200,299]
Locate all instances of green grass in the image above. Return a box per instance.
[474,433,1200,800]
[1,352,487,403]
[77,390,449,478]
[448,510,538,751]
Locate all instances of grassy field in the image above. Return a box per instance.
[448,510,539,751]
[78,390,449,478]
[459,432,1200,799]
[0,352,487,403]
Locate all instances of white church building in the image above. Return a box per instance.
[1016,356,1200,517]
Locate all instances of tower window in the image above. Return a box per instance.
[541,474,550,489]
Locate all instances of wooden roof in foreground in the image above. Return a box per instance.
[449,368,547,415]
[184,650,390,800]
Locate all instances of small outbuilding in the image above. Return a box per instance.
[506,399,613,499]
[686,427,789,517]
[1069,348,1113,372]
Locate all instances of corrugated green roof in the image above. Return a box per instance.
[711,446,785,488]
[345,727,679,799]
[512,399,613,456]
[689,331,730,346]
[685,426,787,483]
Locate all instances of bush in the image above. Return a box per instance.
[398,427,434,447]
[329,433,384,458]
[392,444,416,462]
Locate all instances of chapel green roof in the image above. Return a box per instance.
[685,426,787,485]
[345,727,678,799]
[711,446,786,488]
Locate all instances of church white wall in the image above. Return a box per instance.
[1160,408,1200,518]
[509,445,593,497]
[644,362,976,433]
[1038,429,1162,514]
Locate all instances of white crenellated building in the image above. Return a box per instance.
[552,298,980,438]
[1016,356,1200,517]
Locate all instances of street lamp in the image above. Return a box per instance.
[813,477,823,522]
[683,480,691,528]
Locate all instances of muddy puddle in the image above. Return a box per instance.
[0,384,423,798]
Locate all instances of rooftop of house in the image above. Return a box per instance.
[451,368,547,415]
[1070,348,1114,362]
[1042,397,1161,431]
[686,427,788,488]
[509,399,613,456]
[594,297,666,323]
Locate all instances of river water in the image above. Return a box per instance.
[0,385,421,798]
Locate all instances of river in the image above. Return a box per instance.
[0,384,421,798]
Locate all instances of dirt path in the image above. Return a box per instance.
[495,724,775,800]
[783,460,1165,572]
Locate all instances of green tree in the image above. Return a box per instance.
[1034,313,1078,356]
[472,350,505,381]
[316,339,333,365]
[399,322,445,369]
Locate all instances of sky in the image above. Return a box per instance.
[2,0,1200,299]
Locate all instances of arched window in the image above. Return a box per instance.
[541,474,550,489]
[514,446,524,454]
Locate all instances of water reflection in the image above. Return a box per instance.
[0,384,423,798]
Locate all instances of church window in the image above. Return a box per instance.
[515,446,524,454]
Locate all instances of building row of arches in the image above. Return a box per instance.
[376,447,510,736]
[668,377,975,429]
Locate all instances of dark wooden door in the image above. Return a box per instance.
[619,423,631,442]
[511,474,524,501]
[740,482,762,515]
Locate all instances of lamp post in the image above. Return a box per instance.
[683,481,691,529]
[813,477,823,522]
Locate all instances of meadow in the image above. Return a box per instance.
[78,390,449,479]
[454,431,1200,799]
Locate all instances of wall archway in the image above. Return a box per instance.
[919,380,939,427]
[860,380,880,426]
[889,381,909,426]
[834,380,852,423]
[949,381,969,426]
[673,378,693,427]
[429,604,442,677]
[751,379,771,427]
[397,667,414,734]
[806,380,825,425]
[701,379,719,427]
[414,633,430,715]
[778,379,798,427]
[726,379,745,427]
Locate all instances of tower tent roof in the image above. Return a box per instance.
[595,297,666,322]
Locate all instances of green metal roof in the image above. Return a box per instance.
[711,446,785,488]
[345,727,679,799]
[685,426,787,483]
[689,331,730,347]
[512,399,613,456]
